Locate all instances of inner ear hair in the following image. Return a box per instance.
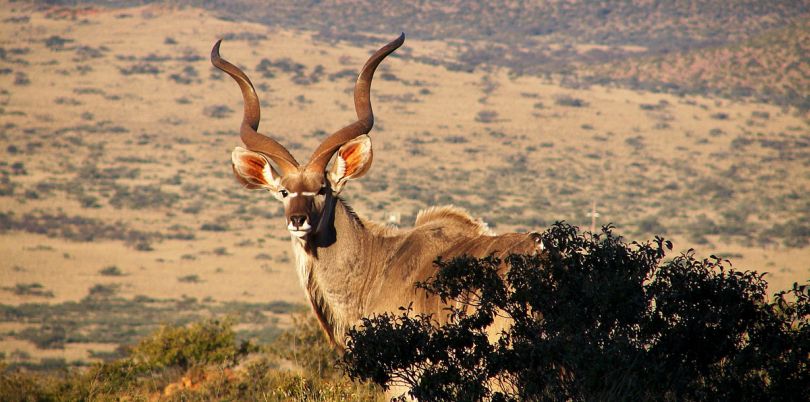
[337,135,373,180]
[232,164,266,189]
[232,147,280,190]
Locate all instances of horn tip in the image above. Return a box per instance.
[211,39,223,62]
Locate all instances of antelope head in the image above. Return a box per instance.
[211,34,404,241]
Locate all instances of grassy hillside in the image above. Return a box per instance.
[194,0,810,112]
[0,0,807,377]
[36,0,810,110]
[583,19,810,112]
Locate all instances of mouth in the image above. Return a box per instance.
[289,229,310,238]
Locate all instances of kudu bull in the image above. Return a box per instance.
[211,34,542,348]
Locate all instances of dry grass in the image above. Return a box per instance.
[0,1,807,369]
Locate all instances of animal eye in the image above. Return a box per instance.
[280,189,289,198]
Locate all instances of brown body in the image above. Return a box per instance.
[212,35,542,348]
[294,201,541,346]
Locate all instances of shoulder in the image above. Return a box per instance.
[414,205,493,236]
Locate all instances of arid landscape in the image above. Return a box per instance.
[0,0,808,395]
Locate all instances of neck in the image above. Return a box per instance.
[290,195,377,347]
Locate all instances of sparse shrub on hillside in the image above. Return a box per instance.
[0,211,160,247]
[4,283,53,298]
[554,94,587,107]
[169,65,199,84]
[73,45,105,61]
[0,176,15,196]
[444,135,468,144]
[44,35,73,51]
[201,222,228,232]
[11,162,26,175]
[222,32,268,41]
[751,110,770,119]
[203,104,233,119]
[343,223,809,401]
[475,110,498,123]
[99,266,124,276]
[86,284,120,300]
[625,135,645,151]
[636,215,666,234]
[118,62,160,76]
[109,184,179,210]
[178,275,202,284]
[766,218,810,248]
[13,72,30,86]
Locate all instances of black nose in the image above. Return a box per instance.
[290,215,307,228]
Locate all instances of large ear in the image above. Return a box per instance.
[328,135,372,193]
[231,147,282,192]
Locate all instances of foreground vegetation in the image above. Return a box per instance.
[0,317,381,401]
[0,295,300,369]
[2,224,807,401]
[344,223,809,401]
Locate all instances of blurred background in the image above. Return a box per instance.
[1,0,808,375]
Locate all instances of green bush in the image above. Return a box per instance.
[343,223,809,401]
[131,318,254,370]
[0,317,378,401]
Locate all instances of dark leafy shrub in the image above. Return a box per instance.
[343,223,809,401]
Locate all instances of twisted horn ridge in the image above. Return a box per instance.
[211,40,299,173]
[306,33,405,173]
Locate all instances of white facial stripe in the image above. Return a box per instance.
[286,191,320,198]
